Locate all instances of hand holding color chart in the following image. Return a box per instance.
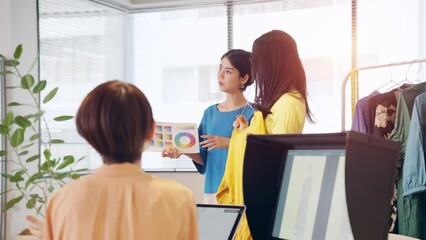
[147,122,200,153]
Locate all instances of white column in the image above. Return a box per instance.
[0,0,39,239]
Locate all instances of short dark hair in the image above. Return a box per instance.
[221,49,253,90]
[76,80,154,163]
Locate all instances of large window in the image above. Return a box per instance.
[342,0,426,129]
[131,7,228,170]
[232,1,351,133]
[39,0,127,170]
[38,0,426,171]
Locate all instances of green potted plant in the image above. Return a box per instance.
[0,44,86,238]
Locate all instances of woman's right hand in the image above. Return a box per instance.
[233,115,249,130]
[161,148,182,159]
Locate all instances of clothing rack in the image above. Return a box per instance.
[341,58,426,131]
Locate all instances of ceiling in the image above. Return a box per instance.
[90,0,265,11]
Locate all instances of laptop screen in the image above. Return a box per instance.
[196,204,245,240]
[271,149,353,240]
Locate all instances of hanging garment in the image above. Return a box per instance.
[403,92,426,196]
[390,82,426,163]
[389,82,426,238]
[351,90,380,133]
[216,111,266,240]
[368,88,398,139]
[367,88,399,232]
[398,92,426,239]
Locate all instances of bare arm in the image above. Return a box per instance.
[162,134,230,165]
[199,135,230,150]
[162,150,204,165]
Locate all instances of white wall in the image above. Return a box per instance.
[1,1,40,239]
[0,0,12,56]
[0,2,204,239]
[152,172,204,203]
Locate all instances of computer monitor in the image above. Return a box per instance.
[272,148,352,239]
[242,131,400,240]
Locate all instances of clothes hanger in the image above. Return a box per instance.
[415,63,422,83]
[386,63,413,92]
[377,67,398,93]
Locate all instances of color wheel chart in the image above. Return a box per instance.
[147,122,200,153]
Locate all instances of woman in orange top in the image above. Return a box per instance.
[28,80,198,240]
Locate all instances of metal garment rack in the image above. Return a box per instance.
[341,58,426,131]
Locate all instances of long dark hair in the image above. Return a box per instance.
[251,30,313,122]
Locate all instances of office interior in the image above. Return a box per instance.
[1,0,425,239]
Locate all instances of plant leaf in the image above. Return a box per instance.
[0,70,14,75]
[29,134,40,141]
[27,111,44,121]
[21,74,35,89]
[57,155,74,170]
[1,173,13,178]
[15,116,32,128]
[71,174,81,180]
[4,59,19,67]
[5,111,14,126]
[76,156,86,163]
[53,172,69,180]
[0,125,9,134]
[74,168,88,172]
[10,175,24,183]
[47,160,55,167]
[43,149,51,160]
[32,80,46,94]
[53,116,73,121]
[10,128,24,147]
[7,102,23,106]
[0,150,7,156]
[39,162,49,172]
[50,139,64,144]
[43,87,58,104]
[26,154,40,163]
[4,195,24,211]
[25,198,36,209]
[18,150,29,156]
[25,172,44,189]
[13,44,23,60]
[21,143,35,149]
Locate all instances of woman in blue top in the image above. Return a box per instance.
[162,49,254,203]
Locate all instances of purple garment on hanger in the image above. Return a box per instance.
[351,90,380,133]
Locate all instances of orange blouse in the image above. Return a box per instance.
[44,163,198,240]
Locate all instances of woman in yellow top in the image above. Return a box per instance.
[218,30,314,240]
[250,29,313,132]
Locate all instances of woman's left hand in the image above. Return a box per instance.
[26,215,44,240]
[200,135,230,150]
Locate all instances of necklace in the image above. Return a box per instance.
[240,102,254,115]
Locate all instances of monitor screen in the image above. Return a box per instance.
[272,149,353,240]
[196,204,245,240]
